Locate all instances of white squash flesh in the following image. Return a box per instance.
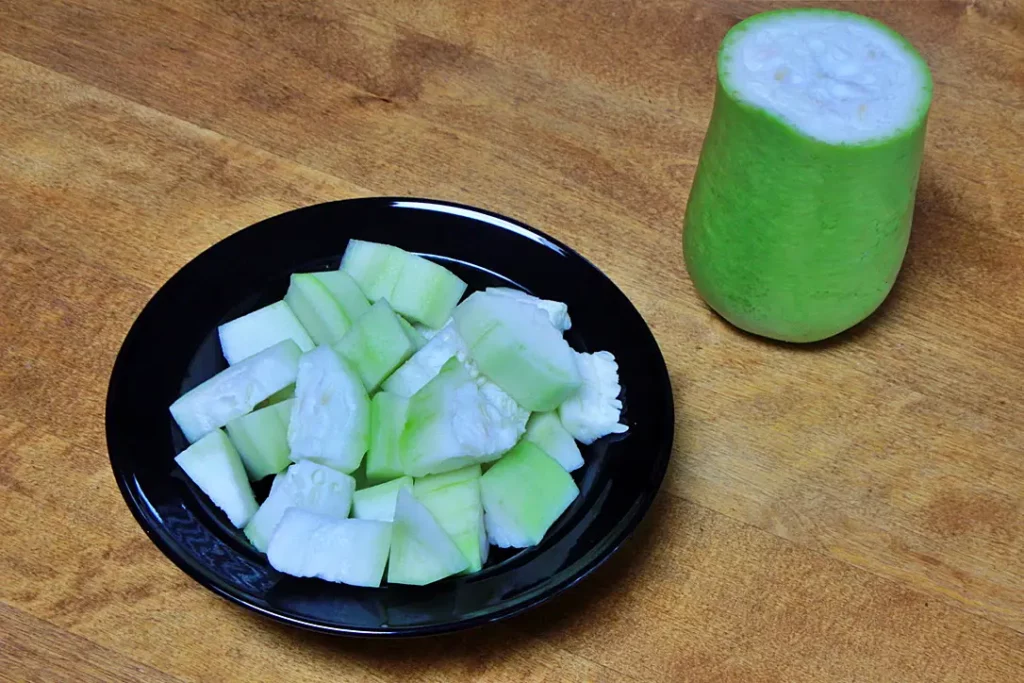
[287,345,370,473]
[170,339,301,443]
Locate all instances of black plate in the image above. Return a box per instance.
[106,197,673,637]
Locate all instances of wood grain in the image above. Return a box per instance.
[0,604,185,683]
[1,0,1022,680]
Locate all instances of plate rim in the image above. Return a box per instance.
[106,196,674,637]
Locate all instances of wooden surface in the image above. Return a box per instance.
[1,0,1022,680]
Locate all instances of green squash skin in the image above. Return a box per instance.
[683,9,932,343]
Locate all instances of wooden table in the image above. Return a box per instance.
[1,1,1021,680]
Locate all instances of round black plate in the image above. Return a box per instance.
[106,197,674,637]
